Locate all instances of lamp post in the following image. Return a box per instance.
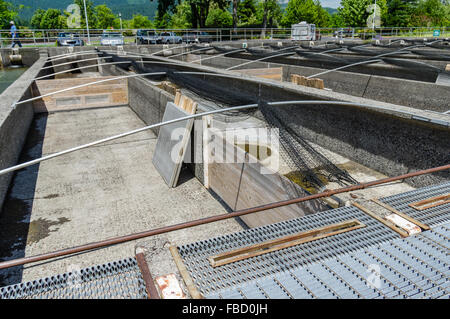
[119,13,123,31]
[83,0,91,45]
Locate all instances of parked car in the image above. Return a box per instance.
[57,33,84,46]
[100,32,124,46]
[160,32,183,44]
[136,29,161,44]
[182,31,212,43]
[334,28,354,38]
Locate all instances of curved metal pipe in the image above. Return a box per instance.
[47,51,100,63]
[35,61,133,80]
[307,43,432,79]
[2,99,425,177]
[191,49,246,64]
[0,163,447,270]
[0,103,258,177]
[42,56,112,71]
[12,72,166,108]
[227,46,299,70]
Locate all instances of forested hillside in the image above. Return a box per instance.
[10,0,158,20]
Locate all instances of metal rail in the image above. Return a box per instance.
[41,56,112,70]
[306,42,441,79]
[35,61,133,80]
[12,72,166,108]
[2,99,411,177]
[47,51,100,62]
[227,46,299,70]
[0,164,447,270]
[191,49,246,63]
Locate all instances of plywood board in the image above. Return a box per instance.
[152,101,197,187]
[32,76,128,113]
[235,67,283,81]
[208,135,328,228]
[291,74,325,89]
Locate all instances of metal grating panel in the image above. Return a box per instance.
[206,224,450,299]
[177,206,400,295]
[379,182,450,227]
[0,258,148,299]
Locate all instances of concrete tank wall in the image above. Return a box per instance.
[194,55,450,112]
[0,51,47,212]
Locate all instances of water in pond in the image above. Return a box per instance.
[0,66,28,94]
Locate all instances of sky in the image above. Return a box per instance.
[319,0,341,8]
[279,0,341,8]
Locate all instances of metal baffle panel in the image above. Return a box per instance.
[379,182,450,227]
[0,258,148,299]
[206,223,450,299]
[176,206,400,296]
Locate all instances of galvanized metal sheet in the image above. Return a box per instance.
[205,223,450,299]
[176,206,400,295]
[0,258,148,299]
[152,102,194,187]
[379,182,450,227]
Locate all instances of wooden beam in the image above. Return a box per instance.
[208,219,366,268]
[371,198,430,231]
[169,246,204,299]
[408,194,449,211]
[353,202,409,238]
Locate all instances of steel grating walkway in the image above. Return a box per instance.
[176,206,400,295]
[0,258,148,299]
[205,223,450,299]
[379,182,450,227]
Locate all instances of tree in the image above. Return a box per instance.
[205,6,233,27]
[256,0,282,35]
[238,0,257,25]
[337,0,387,27]
[40,9,65,29]
[385,0,417,26]
[170,1,193,28]
[0,0,18,29]
[95,4,116,29]
[74,0,97,29]
[185,0,229,28]
[411,0,449,26]
[30,8,45,29]
[129,14,154,29]
[281,0,330,27]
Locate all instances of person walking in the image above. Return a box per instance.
[10,21,22,48]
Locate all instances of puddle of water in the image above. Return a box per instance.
[0,66,28,94]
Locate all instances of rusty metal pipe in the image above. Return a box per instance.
[0,164,448,270]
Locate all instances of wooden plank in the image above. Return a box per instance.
[169,246,204,299]
[235,67,283,81]
[291,74,324,89]
[32,76,128,113]
[371,198,431,231]
[208,219,366,268]
[208,134,328,228]
[408,194,450,211]
[353,202,409,238]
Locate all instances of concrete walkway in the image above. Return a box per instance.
[0,106,242,286]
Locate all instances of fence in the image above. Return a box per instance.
[0,27,447,48]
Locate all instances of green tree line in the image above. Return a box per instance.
[1,0,449,30]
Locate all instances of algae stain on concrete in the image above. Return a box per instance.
[27,217,70,245]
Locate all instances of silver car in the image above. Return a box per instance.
[160,32,182,44]
[100,32,124,46]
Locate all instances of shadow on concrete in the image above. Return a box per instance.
[0,113,47,287]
